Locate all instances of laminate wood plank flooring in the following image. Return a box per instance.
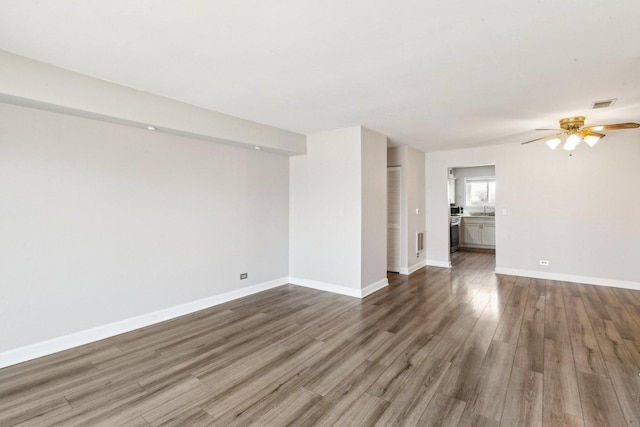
[2,251,640,426]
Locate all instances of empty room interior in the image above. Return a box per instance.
[2,1,640,426]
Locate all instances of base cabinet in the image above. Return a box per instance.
[461,218,495,248]
[463,223,482,245]
[481,224,495,246]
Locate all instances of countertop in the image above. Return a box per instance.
[453,214,496,219]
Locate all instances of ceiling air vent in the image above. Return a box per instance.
[592,99,616,109]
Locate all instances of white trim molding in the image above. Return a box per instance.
[288,277,389,299]
[426,259,452,269]
[400,260,427,275]
[361,278,390,298]
[288,277,361,298]
[494,268,640,291]
[0,277,288,369]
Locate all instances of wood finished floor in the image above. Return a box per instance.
[2,251,640,426]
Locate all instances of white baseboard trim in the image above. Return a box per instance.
[400,260,427,275]
[426,259,452,269]
[288,277,361,298]
[494,268,640,291]
[361,278,389,298]
[0,277,288,370]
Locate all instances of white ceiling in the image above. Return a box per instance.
[1,0,639,152]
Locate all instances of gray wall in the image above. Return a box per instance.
[289,126,388,291]
[0,103,290,352]
[289,127,362,290]
[426,134,640,286]
[361,128,388,287]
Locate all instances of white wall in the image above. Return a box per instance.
[406,146,426,271]
[289,126,388,295]
[0,103,290,354]
[0,50,306,155]
[361,128,387,288]
[289,127,363,290]
[426,134,640,287]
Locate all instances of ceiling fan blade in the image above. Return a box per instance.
[535,128,563,131]
[521,133,562,145]
[579,130,605,138]
[583,122,640,132]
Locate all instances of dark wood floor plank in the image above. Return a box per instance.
[429,310,481,362]
[500,367,542,427]
[605,361,640,426]
[305,329,395,396]
[514,320,544,373]
[590,318,638,367]
[0,395,71,427]
[544,282,571,343]
[457,406,500,427]
[437,331,493,402]
[466,340,516,422]
[577,283,612,321]
[493,283,529,344]
[2,251,639,427]
[542,339,583,423]
[564,296,608,377]
[207,366,313,426]
[156,408,215,427]
[606,304,640,342]
[295,360,386,427]
[366,315,440,367]
[372,356,450,426]
[415,392,465,427]
[336,392,389,427]
[245,386,321,426]
[544,301,571,343]
[576,371,627,427]
[121,416,152,427]
[523,279,545,323]
[594,286,623,308]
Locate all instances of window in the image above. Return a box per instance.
[465,177,495,206]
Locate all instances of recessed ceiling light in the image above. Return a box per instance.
[147,125,156,131]
[254,146,261,150]
[592,99,616,109]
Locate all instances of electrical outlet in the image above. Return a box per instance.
[417,252,419,258]
[539,260,549,266]
[240,273,248,279]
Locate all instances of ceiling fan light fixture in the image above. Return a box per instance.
[563,134,581,151]
[583,135,600,147]
[546,137,561,150]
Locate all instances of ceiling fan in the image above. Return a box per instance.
[521,116,640,151]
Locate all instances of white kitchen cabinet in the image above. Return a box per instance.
[448,178,456,204]
[461,217,495,248]
[463,222,482,245]
[481,223,496,246]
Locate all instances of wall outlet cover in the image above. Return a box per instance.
[240,273,248,279]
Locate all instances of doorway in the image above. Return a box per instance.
[448,165,496,264]
[387,166,401,272]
